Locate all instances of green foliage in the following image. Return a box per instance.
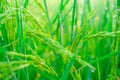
[0,0,120,80]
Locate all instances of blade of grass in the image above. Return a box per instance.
[59,0,63,45]
[24,0,29,8]
[71,0,77,44]
[71,12,95,53]
[19,0,24,53]
[81,0,87,27]
[6,56,17,80]
[110,0,120,79]
[0,1,9,49]
[31,64,59,80]
[43,0,53,38]
[34,0,45,13]
[60,54,76,80]
[90,52,118,64]
[51,0,70,24]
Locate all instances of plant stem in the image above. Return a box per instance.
[71,0,77,44]
[44,0,53,38]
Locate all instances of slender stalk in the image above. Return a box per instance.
[14,0,20,51]
[14,0,27,79]
[6,56,17,80]
[24,0,29,8]
[117,0,120,75]
[58,0,63,44]
[20,0,29,80]
[81,0,87,27]
[0,0,9,48]
[71,0,77,44]
[87,0,91,12]
[19,0,24,53]
[109,0,120,79]
[43,0,53,38]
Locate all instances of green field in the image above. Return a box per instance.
[0,0,120,80]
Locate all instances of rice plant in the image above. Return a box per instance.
[0,0,120,80]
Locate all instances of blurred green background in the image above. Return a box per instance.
[0,0,120,80]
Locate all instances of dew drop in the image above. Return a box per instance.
[91,68,95,73]
[113,15,117,18]
[42,13,45,16]
[105,7,108,10]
